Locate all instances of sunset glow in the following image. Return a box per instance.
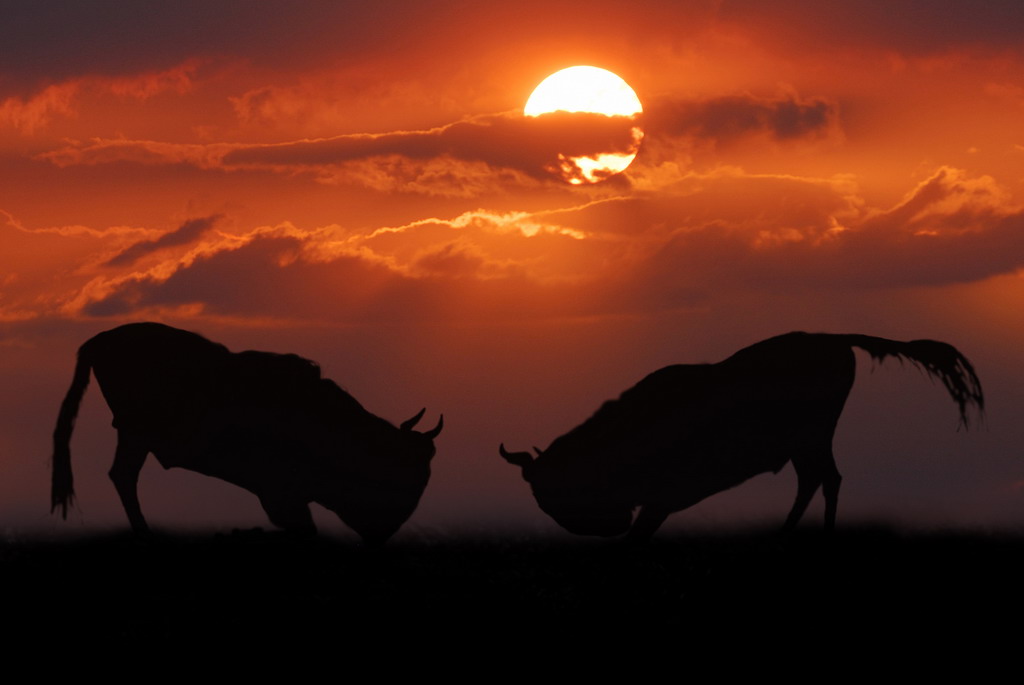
[1,1,1022,535]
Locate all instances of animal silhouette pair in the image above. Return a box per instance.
[52,323,984,545]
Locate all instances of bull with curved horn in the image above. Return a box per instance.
[52,322,443,545]
[501,332,983,540]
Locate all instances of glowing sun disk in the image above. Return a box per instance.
[525,66,643,183]
[525,66,643,117]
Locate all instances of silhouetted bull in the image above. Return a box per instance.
[500,332,983,540]
[52,322,442,545]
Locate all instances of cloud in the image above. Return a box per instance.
[41,138,228,168]
[226,112,637,165]
[61,167,1024,325]
[42,111,643,188]
[78,231,526,322]
[609,167,1024,306]
[831,167,1024,288]
[536,171,861,237]
[103,60,200,100]
[63,208,611,321]
[0,210,163,322]
[0,83,79,134]
[38,89,836,195]
[644,92,840,152]
[0,61,200,133]
[225,72,444,138]
[1,209,152,240]
[104,215,223,267]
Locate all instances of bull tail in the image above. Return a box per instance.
[52,344,92,519]
[840,334,984,428]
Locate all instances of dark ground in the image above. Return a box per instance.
[2,527,1020,664]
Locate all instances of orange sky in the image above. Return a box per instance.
[2,1,1022,537]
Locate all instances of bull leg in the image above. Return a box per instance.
[109,432,150,534]
[258,495,316,537]
[783,458,823,532]
[821,452,842,531]
[627,505,669,542]
[785,448,842,532]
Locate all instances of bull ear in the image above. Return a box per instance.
[499,443,533,469]
[401,407,426,431]
[420,414,443,440]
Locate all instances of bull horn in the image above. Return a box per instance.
[533,446,544,457]
[401,407,427,431]
[421,414,443,440]
[499,443,534,469]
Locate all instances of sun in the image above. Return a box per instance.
[525,66,644,184]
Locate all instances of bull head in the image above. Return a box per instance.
[499,443,633,537]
